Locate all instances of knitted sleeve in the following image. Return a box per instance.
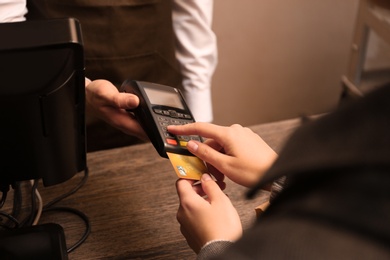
[196,240,234,260]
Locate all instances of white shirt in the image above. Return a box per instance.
[0,0,217,122]
[172,0,217,122]
[0,0,27,22]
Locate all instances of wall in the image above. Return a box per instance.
[210,0,360,126]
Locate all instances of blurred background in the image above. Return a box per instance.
[210,0,390,126]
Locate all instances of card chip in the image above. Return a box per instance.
[177,166,187,176]
[167,152,207,180]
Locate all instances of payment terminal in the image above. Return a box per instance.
[120,80,203,158]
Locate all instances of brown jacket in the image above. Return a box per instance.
[26,0,183,151]
[202,84,390,259]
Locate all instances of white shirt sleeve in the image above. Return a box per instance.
[0,0,27,22]
[172,0,218,122]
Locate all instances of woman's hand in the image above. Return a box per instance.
[168,123,277,187]
[176,174,242,253]
[85,79,147,140]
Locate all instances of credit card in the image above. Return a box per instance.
[167,152,207,180]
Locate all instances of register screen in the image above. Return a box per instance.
[144,87,184,110]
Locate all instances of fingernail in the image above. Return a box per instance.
[202,174,212,182]
[187,140,199,152]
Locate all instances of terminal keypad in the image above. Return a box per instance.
[154,108,201,147]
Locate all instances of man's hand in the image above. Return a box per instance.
[85,79,147,140]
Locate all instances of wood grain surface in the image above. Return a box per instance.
[2,118,302,259]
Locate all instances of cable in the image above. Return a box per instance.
[0,183,21,229]
[20,180,39,227]
[0,169,90,253]
[43,206,91,253]
[11,182,22,224]
[0,190,7,208]
[44,167,89,209]
[0,211,19,229]
[0,184,9,208]
[30,180,43,226]
[42,168,90,253]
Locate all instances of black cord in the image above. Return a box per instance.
[44,167,89,209]
[0,169,90,253]
[11,182,22,223]
[43,206,91,253]
[0,184,9,208]
[42,168,90,253]
[0,211,20,229]
[2,183,23,229]
[0,191,7,208]
[0,184,19,230]
[20,180,38,227]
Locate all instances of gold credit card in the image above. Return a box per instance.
[167,152,207,180]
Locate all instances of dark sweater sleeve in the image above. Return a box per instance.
[196,240,234,260]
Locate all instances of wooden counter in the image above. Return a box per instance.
[3,118,302,259]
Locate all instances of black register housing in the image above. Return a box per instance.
[0,18,86,187]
